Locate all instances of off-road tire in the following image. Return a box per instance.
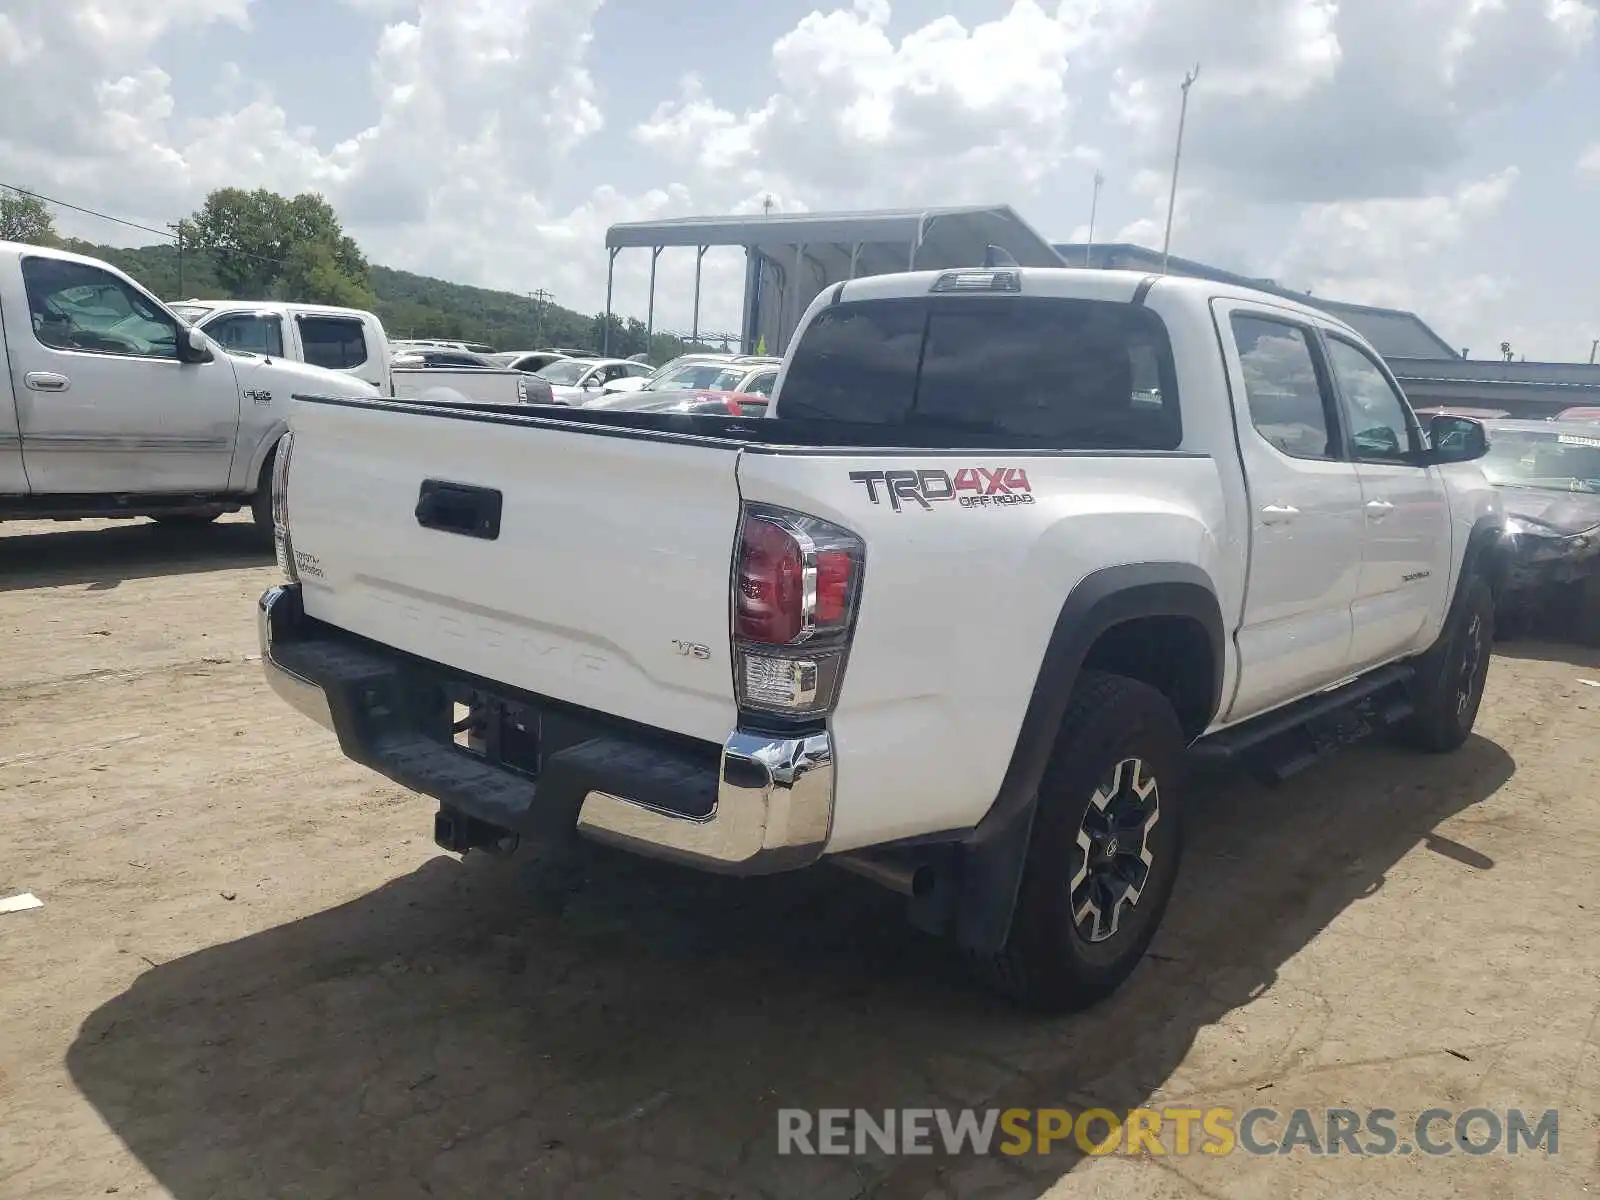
[1397,574,1494,753]
[977,670,1187,1013]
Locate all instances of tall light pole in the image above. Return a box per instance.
[528,288,552,346]
[168,222,186,296]
[1160,65,1201,275]
[1085,170,1104,266]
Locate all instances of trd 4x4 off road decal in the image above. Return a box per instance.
[849,467,1035,512]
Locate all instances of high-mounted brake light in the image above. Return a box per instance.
[733,506,864,719]
[271,429,297,583]
[930,269,1020,294]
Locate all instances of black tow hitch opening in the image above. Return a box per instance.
[434,807,519,856]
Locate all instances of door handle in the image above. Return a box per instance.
[415,479,503,541]
[1365,500,1395,520]
[1260,503,1300,526]
[24,371,69,392]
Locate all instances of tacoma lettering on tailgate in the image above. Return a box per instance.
[849,468,1034,513]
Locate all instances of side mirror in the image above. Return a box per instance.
[178,325,212,364]
[1424,415,1489,465]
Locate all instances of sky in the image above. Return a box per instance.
[0,0,1596,360]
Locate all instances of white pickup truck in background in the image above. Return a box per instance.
[0,242,375,531]
[260,265,1504,1011]
[170,300,547,407]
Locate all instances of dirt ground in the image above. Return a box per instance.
[0,515,1597,1200]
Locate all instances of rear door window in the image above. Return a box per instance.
[777,296,1181,449]
[1230,315,1339,461]
[296,315,368,371]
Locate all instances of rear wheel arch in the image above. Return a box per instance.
[249,433,284,531]
[950,562,1224,954]
[247,423,289,491]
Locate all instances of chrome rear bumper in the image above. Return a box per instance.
[257,584,834,874]
[575,730,833,873]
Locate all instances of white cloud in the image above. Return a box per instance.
[1279,168,1520,276]
[1,0,1595,357]
[636,0,1086,207]
[1099,0,1596,202]
[1580,142,1600,177]
[0,0,628,307]
[1271,168,1522,351]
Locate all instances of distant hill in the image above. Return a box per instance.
[61,238,698,360]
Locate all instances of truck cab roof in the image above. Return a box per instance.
[832,266,1367,344]
[170,298,381,322]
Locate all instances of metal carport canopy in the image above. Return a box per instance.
[601,205,1066,353]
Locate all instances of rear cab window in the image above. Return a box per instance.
[775,296,1181,449]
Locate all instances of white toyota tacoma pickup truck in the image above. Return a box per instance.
[259,267,1504,1011]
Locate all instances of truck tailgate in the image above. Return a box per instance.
[285,399,742,742]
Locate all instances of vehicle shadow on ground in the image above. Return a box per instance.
[1493,638,1600,670]
[67,735,1512,1200]
[0,519,269,591]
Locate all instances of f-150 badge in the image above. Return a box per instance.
[849,467,1034,512]
[244,388,274,405]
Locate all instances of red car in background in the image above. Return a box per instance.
[628,389,770,417]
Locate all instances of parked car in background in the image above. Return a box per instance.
[392,350,555,405]
[1476,419,1600,641]
[534,356,653,403]
[587,357,780,408]
[623,390,770,417]
[542,346,599,360]
[391,339,498,355]
[599,353,743,397]
[392,349,497,369]
[171,301,537,409]
[1414,405,1511,421]
[487,350,572,375]
[171,299,388,390]
[5,243,375,533]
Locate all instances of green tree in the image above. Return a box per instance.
[189,187,287,295]
[0,188,58,246]
[277,241,377,309]
[282,193,369,283]
[188,187,372,302]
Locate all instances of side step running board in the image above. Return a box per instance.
[1191,664,1415,784]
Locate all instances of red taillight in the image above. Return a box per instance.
[732,507,865,717]
[736,518,806,645]
[814,551,851,624]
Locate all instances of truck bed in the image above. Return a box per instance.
[278,388,1229,851]
[294,391,1215,454]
